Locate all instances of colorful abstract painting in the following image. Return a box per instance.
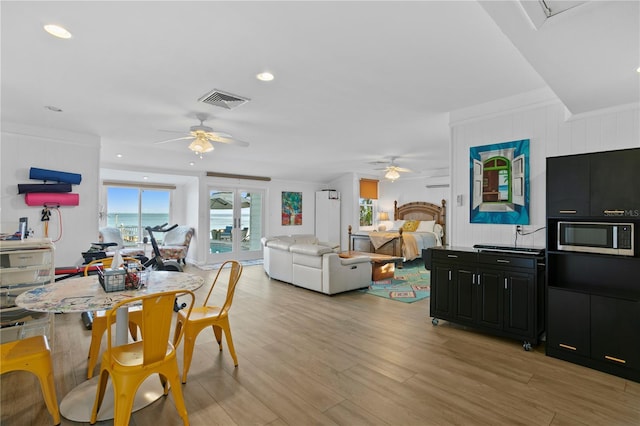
[282,191,302,225]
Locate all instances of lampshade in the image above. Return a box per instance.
[385,169,400,182]
[379,211,389,221]
[188,137,214,154]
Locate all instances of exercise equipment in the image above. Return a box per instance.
[29,167,82,185]
[142,224,186,312]
[18,183,72,194]
[25,192,79,206]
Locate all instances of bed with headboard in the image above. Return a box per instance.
[348,199,446,262]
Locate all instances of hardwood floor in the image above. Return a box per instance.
[1,264,639,425]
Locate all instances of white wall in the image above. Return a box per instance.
[378,176,449,219]
[1,123,101,266]
[176,177,199,263]
[449,92,640,249]
[327,173,358,251]
[265,179,324,236]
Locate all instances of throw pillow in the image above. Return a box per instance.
[402,220,420,232]
[417,220,436,233]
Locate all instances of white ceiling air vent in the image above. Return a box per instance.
[520,0,588,30]
[198,89,250,110]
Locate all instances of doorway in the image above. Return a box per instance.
[207,188,264,263]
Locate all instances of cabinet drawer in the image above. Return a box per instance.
[1,250,51,267]
[0,266,51,285]
[478,254,537,269]
[432,250,475,263]
[591,295,640,371]
[547,288,590,357]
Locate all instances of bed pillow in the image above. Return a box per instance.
[416,220,436,233]
[391,220,405,231]
[402,220,420,232]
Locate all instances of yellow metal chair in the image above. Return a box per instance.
[173,260,243,383]
[0,335,61,425]
[90,290,195,426]
[84,257,144,379]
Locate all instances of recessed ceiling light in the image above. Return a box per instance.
[143,176,149,180]
[44,105,63,112]
[189,162,195,166]
[44,24,72,39]
[116,153,123,158]
[256,72,274,82]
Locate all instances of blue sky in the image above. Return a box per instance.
[107,187,169,213]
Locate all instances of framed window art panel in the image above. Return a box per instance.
[469,139,530,225]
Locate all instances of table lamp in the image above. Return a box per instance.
[378,211,390,231]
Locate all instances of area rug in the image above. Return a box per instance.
[196,259,263,271]
[362,260,430,303]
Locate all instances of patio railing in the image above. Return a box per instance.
[117,225,165,245]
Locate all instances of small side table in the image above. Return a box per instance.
[339,251,404,281]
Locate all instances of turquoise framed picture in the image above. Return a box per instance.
[469,139,530,224]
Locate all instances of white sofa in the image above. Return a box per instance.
[261,235,372,295]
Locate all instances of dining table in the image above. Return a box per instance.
[15,269,204,423]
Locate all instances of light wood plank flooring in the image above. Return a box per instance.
[1,264,639,425]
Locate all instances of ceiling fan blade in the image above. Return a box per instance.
[154,136,194,145]
[395,167,412,173]
[207,135,250,147]
[157,129,188,134]
[205,131,233,139]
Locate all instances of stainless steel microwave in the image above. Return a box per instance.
[557,222,634,256]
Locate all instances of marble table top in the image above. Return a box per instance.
[15,270,204,313]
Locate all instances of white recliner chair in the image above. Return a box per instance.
[290,244,372,294]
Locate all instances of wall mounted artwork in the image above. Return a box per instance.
[282,191,302,226]
[470,139,530,224]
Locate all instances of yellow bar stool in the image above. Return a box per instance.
[0,335,61,425]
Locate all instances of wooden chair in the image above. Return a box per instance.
[90,290,195,426]
[0,335,61,425]
[83,257,144,379]
[173,260,243,383]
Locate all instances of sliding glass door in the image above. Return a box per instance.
[208,187,263,262]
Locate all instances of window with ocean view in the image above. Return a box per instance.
[106,186,170,244]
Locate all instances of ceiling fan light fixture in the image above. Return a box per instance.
[188,137,214,154]
[385,168,400,182]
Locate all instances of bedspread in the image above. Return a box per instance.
[368,232,398,249]
[366,232,420,260]
[403,234,419,260]
[356,230,440,261]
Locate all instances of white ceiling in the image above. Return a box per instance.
[2,1,638,184]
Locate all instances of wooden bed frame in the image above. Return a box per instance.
[348,199,446,259]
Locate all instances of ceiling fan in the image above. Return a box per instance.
[371,157,413,182]
[154,114,249,158]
